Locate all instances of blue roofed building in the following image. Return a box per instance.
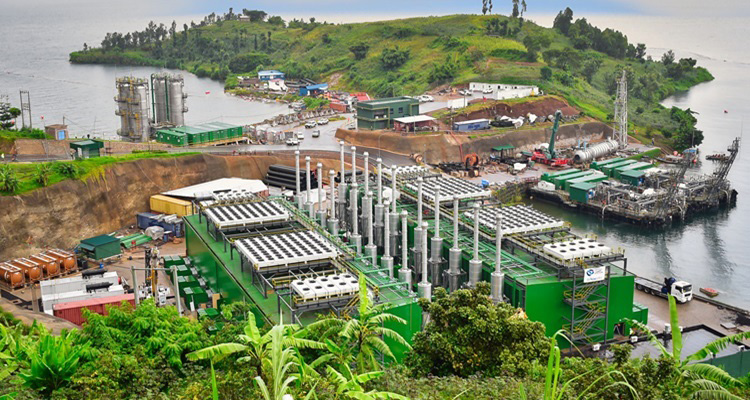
[299,83,329,96]
[257,70,285,81]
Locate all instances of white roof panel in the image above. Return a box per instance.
[235,230,339,269]
[205,201,290,229]
[464,204,564,235]
[393,115,436,124]
[163,178,268,200]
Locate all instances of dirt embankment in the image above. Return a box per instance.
[336,121,611,164]
[429,96,581,124]
[0,153,342,259]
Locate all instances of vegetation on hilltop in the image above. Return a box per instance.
[70,7,710,151]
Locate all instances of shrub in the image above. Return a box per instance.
[380,46,410,70]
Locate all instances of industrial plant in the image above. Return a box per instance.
[114,73,188,142]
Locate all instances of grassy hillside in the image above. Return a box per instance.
[70,11,712,149]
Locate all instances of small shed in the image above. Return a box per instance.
[393,115,436,132]
[70,140,104,159]
[45,124,69,140]
[79,235,121,260]
[491,144,516,159]
[569,182,598,204]
[453,119,490,132]
[258,70,285,81]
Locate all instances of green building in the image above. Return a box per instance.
[355,97,420,130]
[620,169,647,186]
[79,234,121,260]
[69,140,104,159]
[591,157,624,170]
[155,129,188,147]
[541,168,580,183]
[552,170,597,189]
[569,182,597,203]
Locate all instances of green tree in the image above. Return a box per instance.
[0,165,20,194]
[380,46,410,70]
[481,0,493,15]
[349,43,369,60]
[406,283,550,378]
[228,53,270,74]
[661,50,675,65]
[267,16,285,27]
[0,102,22,130]
[34,163,52,187]
[540,66,553,80]
[635,43,647,61]
[626,295,748,399]
[310,274,411,372]
[581,57,603,83]
[326,364,408,400]
[553,7,574,35]
[187,343,248,400]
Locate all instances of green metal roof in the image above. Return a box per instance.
[570,181,598,191]
[81,234,119,247]
[357,96,419,108]
[492,144,516,151]
[69,140,104,150]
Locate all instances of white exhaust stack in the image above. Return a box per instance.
[295,151,302,208]
[413,177,424,270]
[364,190,377,266]
[350,181,361,254]
[389,165,400,258]
[491,209,504,303]
[430,184,443,287]
[305,156,313,216]
[338,141,347,230]
[382,200,394,278]
[468,202,482,287]
[316,162,326,226]
[350,146,357,184]
[398,210,413,295]
[418,221,432,299]
[374,158,384,247]
[328,169,339,234]
[447,195,462,291]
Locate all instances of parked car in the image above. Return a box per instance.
[482,88,493,94]
[421,94,435,102]
[312,130,321,138]
[459,89,471,96]
[305,121,317,129]
[297,132,305,140]
[286,138,299,146]
[317,118,329,125]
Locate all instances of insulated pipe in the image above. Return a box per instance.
[447,195,463,291]
[374,158,385,247]
[295,151,302,208]
[339,141,345,181]
[338,142,347,230]
[416,177,424,226]
[433,184,441,239]
[363,152,370,195]
[491,210,504,303]
[452,196,460,250]
[376,158,383,205]
[328,169,339,235]
[350,181,361,254]
[398,210,412,295]
[305,156,313,216]
[391,165,398,214]
[317,162,324,207]
[418,222,432,299]
[383,201,391,258]
[468,203,482,287]
[350,146,357,184]
[365,190,377,266]
[430,184,443,287]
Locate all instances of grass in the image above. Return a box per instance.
[627,147,662,160]
[1,152,198,196]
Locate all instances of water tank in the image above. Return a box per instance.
[136,84,151,142]
[168,77,186,127]
[29,254,59,277]
[573,140,619,164]
[0,263,24,287]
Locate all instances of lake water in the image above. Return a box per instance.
[2,5,749,307]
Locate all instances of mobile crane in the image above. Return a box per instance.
[531,110,570,167]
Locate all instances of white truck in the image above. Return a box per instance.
[635,276,693,303]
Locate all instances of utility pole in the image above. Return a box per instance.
[19,90,32,130]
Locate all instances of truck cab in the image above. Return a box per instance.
[671,281,693,303]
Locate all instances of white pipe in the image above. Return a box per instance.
[377,158,383,205]
[391,165,397,214]
[295,151,301,207]
[421,222,429,283]
[364,152,369,195]
[317,162,323,212]
[351,146,356,184]
[384,201,391,257]
[305,156,311,205]
[401,211,408,267]
[452,196,459,250]
[495,210,503,273]
[351,182,359,235]
[339,141,345,181]
[329,169,336,217]
[367,191,374,246]
[434,184,441,239]
[473,203,480,260]
[417,177,423,226]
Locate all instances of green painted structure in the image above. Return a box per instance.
[602,160,637,177]
[155,129,188,147]
[612,162,653,179]
[591,157,624,170]
[79,234,121,260]
[620,169,647,186]
[552,170,597,189]
[569,181,597,203]
[157,123,243,146]
[355,97,420,130]
[69,140,104,159]
[564,173,608,191]
[541,168,581,183]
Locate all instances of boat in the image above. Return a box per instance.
[656,155,684,164]
[706,153,728,161]
[700,287,719,297]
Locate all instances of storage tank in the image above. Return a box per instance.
[0,262,25,288]
[152,74,168,124]
[168,76,187,127]
[45,249,77,272]
[10,258,43,282]
[573,140,619,164]
[29,254,60,277]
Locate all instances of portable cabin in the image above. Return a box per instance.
[79,235,121,260]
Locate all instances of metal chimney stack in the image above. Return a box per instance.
[363,152,370,194]
[382,200,394,278]
[389,165,400,259]
[305,156,313,216]
[295,151,302,209]
[350,181,362,254]
[350,146,357,185]
[338,142,347,229]
[316,163,326,227]
[398,210,413,295]
[374,158,384,247]
[328,169,339,234]
[468,203,482,287]
[430,184,444,287]
[491,210,504,303]
[364,190,377,266]
[418,222,432,299]
[447,195,463,291]
[413,177,424,270]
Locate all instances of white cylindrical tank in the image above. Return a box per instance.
[573,140,619,164]
[169,77,186,127]
[152,75,168,124]
[136,83,150,142]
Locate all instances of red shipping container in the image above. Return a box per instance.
[53,294,135,326]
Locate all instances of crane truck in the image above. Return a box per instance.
[531,110,570,167]
[635,276,693,303]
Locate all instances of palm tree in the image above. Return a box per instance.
[253,324,301,400]
[626,295,749,399]
[187,343,248,400]
[326,363,408,400]
[308,273,411,372]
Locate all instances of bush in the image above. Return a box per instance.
[540,66,552,80]
[380,46,410,70]
[54,162,80,178]
[0,165,20,194]
[228,52,270,74]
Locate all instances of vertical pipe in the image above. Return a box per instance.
[376,158,383,205]
[367,191,374,246]
[305,156,313,216]
[453,196,460,250]
[317,163,323,210]
[295,151,301,208]
[384,201,391,258]
[416,177,424,226]
[433,184,441,239]
[399,210,412,295]
[173,265,182,315]
[329,169,336,217]
[351,146,357,184]
[391,165,397,214]
[491,209,504,303]
[132,266,139,306]
[421,222,429,283]
[363,152,370,195]
[473,203,480,260]
[339,141,345,180]
[351,182,359,235]
[468,202,483,287]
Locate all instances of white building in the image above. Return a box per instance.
[267,79,288,92]
[469,83,540,100]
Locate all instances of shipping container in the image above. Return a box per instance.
[10,258,43,282]
[184,287,209,306]
[53,294,135,326]
[602,160,636,177]
[552,170,596,189]
[150,195,194,217]
[136,212,184,237]
[163,255,186,269]
[620,169,647,186]
[208,121,243,138]
[541,168,580,183]
[44,249,77,272]
[0,262,25,288]
[591,157,624,170]
[613,161,653,179]
[40,271,119,297]
[177,275,199,290]
[564,173,608,191]
[569,181,598,204]
[79,234,121,260]
[42,285,125,313]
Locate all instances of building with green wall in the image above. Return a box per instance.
[355,97,420,130]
